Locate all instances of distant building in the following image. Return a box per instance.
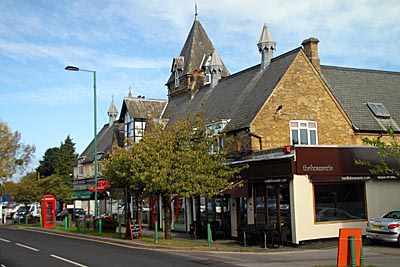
[72,91,167,217]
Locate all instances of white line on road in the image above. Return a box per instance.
[15,243,39,251]
[0,238,10,243]
[51,254,88,267]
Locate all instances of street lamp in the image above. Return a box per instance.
[65,65,98,218]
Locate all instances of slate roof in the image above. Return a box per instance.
[162,48,301,131]
[79,123,124,164]
[119,97,167,122]
[166,18,229,85]
[321,66,400,132]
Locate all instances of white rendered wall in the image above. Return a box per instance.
[366,180,400,219]
[291,175,366,244]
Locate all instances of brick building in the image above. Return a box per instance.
[161,14,400,244]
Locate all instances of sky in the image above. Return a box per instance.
[1,0,399,179]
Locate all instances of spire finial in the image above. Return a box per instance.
[128,85,133,98]
[195,3,198,20]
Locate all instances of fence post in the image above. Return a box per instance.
[64,217,68,230]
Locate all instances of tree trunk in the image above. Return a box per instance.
[162,195,172,239]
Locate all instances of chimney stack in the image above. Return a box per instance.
[302,38,320,72]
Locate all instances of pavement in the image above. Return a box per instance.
[17,225,341,253]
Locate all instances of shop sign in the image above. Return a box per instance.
[294,146,399,178]
[341,176,372,181]
[376,175,398,180]
[264,178,288,183]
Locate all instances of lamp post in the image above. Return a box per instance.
[65,66,98,218]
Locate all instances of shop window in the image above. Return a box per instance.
[290,120,318,145]
[314,183,366,223]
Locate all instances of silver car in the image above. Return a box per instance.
[366,210,400,247]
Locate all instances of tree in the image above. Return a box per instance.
[0,120,35,179]
[12,172,72,203]
[356,127,400,176]
[36,135,77,179]
[103,114,245,239]
[36,148,59,177]
[55,135,78,178]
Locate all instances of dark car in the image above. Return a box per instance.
[56,208,86,220]
[13,205,31,222]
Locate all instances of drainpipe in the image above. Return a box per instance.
[248,132,263,150]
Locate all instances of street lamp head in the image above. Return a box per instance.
[65,66,80,71]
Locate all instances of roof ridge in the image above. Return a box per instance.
[321,65,400,75]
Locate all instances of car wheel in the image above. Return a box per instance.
[368,238,380,245]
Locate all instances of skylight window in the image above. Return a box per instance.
[366,102,390,118]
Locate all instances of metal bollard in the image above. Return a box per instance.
[154,221,158,244]
[207,223,211,247]
[348,235,356,267]
[99,219,102,235]
[360,240,364,266]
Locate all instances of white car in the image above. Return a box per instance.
[366,210,400,247]
[5,204,22,218]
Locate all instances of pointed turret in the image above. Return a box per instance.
[257,23,276,70]
[107,96,118,127]
[166,13,229,99]
[209,50,223,88]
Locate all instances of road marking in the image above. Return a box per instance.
[15,243,39,251]
[50,255,88,267]
[0,238,10,243]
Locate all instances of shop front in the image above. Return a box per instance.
[291,146,400,244]
[228,146,399,245]
[229,155,294,242]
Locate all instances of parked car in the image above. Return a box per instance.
[6,203,22,218]
[13,205,31,222]
[366,210,400,247]
[56,208,86,220]
[28,202,41,218]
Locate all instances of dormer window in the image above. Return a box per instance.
[174,69,180,87]
[172,56,184,88]
[77,156,86,177]
[206,119,230,153]
[366,102,390,118]
[290,120,318,145]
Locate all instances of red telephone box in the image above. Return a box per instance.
[41,194,56,228]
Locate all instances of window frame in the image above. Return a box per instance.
[366,102,390,118]
[290,120,318,145]
[313,182,366,223]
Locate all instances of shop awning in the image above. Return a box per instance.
[222,180,248,198]
[89,180,110,193]
[71,190,93,200]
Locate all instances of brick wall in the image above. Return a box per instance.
[251,51,364,149]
